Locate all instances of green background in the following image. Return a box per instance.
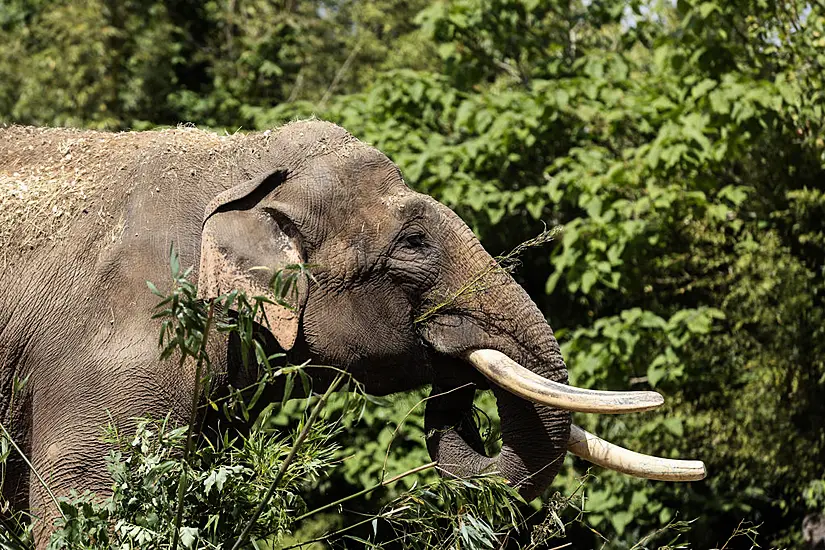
[3,0,825,546]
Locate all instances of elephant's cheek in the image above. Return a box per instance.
[300,289,428,392]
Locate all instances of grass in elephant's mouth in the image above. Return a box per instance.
[495,225,564,273]
[414,226,563,324]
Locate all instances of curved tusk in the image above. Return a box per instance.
[568,424,706,481]
[465,349,664,414]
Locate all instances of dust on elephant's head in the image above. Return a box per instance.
[194,120,704,501]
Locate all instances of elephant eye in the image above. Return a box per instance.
[403,232,426,249]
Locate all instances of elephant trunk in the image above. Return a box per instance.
[423,267,574,501]
[421,237,704,499]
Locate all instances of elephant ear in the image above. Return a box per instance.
[198,169,307,350]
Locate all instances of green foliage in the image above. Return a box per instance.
[0,0,182,128]
[4,0,825,546]
[0,0,437,129]
[366,475,522,549]
[324,390,435,494]
[47,415,340,548]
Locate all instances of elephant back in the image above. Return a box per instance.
[0,124,226,270]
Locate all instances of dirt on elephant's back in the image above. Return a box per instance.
[0,124,228,269]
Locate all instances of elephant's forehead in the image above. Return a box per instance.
[379,190,434,219]
[333,189,437,241]
[293,147,406,201]
[336,188,421,232]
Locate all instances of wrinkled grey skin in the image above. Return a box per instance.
[0,120,570,541]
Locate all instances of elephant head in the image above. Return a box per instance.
[196,121,704,500]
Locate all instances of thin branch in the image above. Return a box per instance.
[231,371,346,550]
[287,69,305,103]
[295,461,437,523]
[0,420,65,521]
[318,36,364,110]
[171,298,216,549]
[493,58,523,81]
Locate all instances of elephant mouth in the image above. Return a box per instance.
[461,348,706,482]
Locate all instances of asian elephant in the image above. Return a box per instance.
[0,120,704,543]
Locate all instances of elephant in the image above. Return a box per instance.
[0,120,704,544]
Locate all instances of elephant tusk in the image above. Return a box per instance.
[567,424,707,481]
[465,349,664,414]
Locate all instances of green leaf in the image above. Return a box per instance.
[647,355,669,387]
[611,510,634,535]
[662,417,684,437]
[581,270,598,294]
[180,526,198,548]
